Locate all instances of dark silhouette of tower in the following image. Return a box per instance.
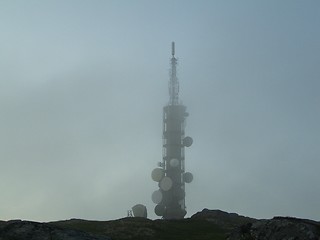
[151,42,193,219]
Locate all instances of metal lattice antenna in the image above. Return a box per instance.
[169,42,179,105]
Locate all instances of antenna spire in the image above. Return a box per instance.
[169,41,179,105]
[172,42,175,56]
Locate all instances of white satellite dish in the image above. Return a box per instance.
[132,204,147,218]
[151,168,164,182]
[159,176,173,191]
[152,190,163,204]
[169,158,179,168]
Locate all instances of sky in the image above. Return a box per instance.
[0,0,319,222]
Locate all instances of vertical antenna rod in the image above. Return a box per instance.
[169,42,179,105]
[172,42,175,56]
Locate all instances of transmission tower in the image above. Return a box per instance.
[151,42,193,219]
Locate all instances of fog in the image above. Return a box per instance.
[0,0,319,221]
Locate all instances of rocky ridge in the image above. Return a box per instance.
[0,220,110,240]
[228,216,320,240]
[0,209,319,240]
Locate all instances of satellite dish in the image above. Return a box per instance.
[183,172,193,183]
[183,136,193,147]
[169,158,179,168]
[152,190,163,204]
[159,176,173,191]
[132,204,147,218]
[151,168,164,182]
[154,204,165,216]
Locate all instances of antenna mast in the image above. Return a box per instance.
[151,42,193,219]
[169,42,179,105]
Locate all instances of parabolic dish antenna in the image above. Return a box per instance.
[183,136,193,147]
[132,204,147,218]
[159,176,173,191]
[151,168,164,182]
[154,204,165,216]
[169,158,179,167]
[183,172,193,183]
[152,190,163,204]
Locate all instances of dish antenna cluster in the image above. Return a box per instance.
[151,42,193,219]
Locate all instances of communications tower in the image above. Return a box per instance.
[151,42,193,219]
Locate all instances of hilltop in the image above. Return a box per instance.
[0,209,319,240]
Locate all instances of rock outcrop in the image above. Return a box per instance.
[0,220,110,240]
[191,208,257,233]
[228,216,320,240]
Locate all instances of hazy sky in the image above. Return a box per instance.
[0,0,319,222]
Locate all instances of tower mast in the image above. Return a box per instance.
[169,42,179,105]
[151,42,193,219]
